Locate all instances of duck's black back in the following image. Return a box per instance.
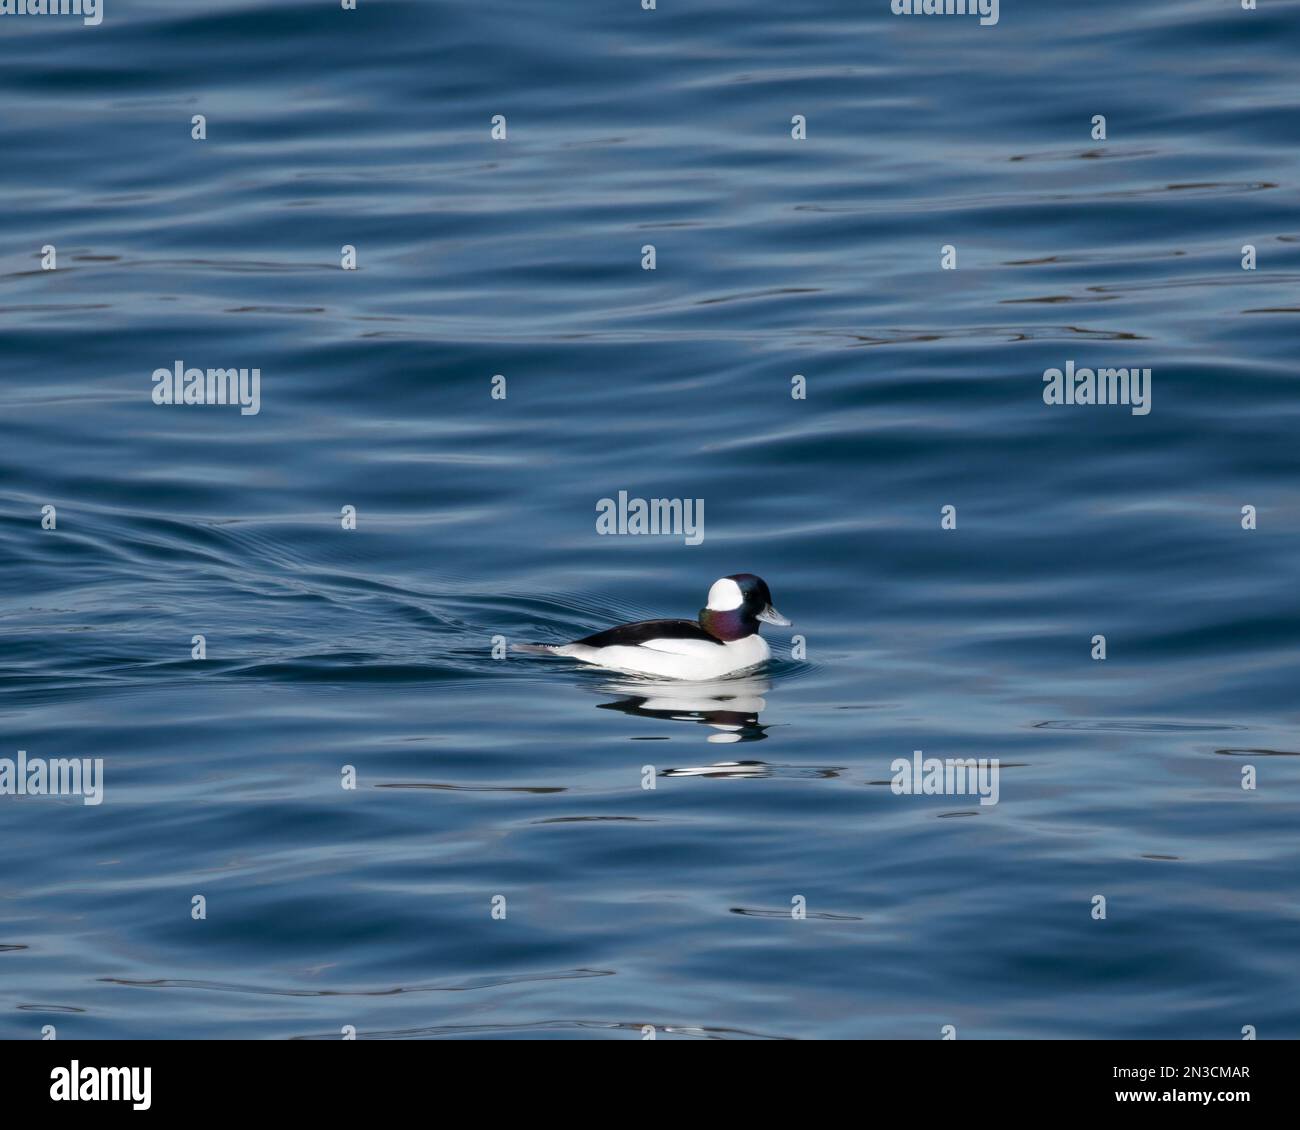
[575,619,723,648]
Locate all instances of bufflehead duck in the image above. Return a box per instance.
[514,574,790,681]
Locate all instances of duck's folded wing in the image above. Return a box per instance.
[638,636,730,657]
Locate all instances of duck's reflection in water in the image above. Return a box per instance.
[593,673,772,744]
[662,760,772,779]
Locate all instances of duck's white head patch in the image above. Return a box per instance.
[706,577,744,611]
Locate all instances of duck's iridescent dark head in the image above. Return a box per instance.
[698,574,790,641]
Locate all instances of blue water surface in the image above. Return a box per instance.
[2,0,1298,1040]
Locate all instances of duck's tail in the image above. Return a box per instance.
[510,642,577,656]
